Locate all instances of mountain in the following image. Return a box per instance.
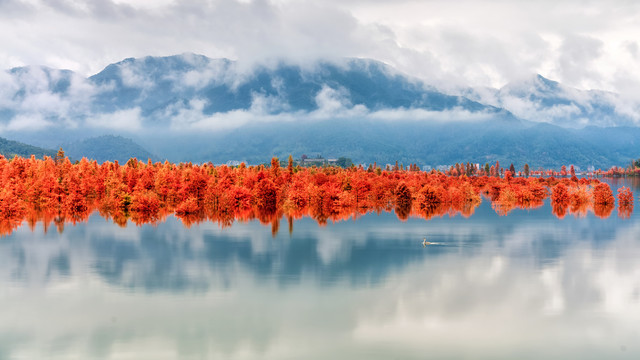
[464,74,640,128]
[0,54,512,132]
[63,135,158,163]
[86,54,501,117]
[81,54,513,130]
[142,118,627,169]
[0,136,56,159]
[0,54,639,168]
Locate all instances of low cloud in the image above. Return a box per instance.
[0,71,18,108]
[313,85,367,118]
[0,66,100,134]
[178,58,236,90]
[119,61,155,89]
[498,96,582,124]
[368,107,497,123]
[85,107,143,131]
[3,54,640,135]
[464,73,640,127]
[160,84,500,133]
[3,113,53,131]
[249,92,291,114]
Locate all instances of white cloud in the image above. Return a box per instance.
[369,107,496,123]
[498,96,580,124]
[1,0,640,131]
[85,107,143,131]
[0,70,19,108]
[0,0,638,102]
[170,106,297,132]
[314,85,353,115]
[3,211,640,359]
[605,92,640,122]
[556,34,604,86]
[179,59,234,89]
[19,90,70,116]
[4,113,53,131]
[249,91,290,114]
[462,73,640,127]
[119,61,155,89]
[0,65,98,130]
[159,83,501,133]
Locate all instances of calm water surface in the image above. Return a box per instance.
[1,179,639,359]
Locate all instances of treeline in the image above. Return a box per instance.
[440,160,640,178]
[0,153,634,236]
[600,158,640,177]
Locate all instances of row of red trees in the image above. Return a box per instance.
[0,154,635,236]
[443,160,640,178]
[600,165,640,177]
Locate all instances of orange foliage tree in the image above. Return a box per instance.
[0,153,632,236]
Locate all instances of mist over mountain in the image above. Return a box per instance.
[463,74,640,128]
[0,53,513,132]
[0,53,638,168]
[88,54,499,117]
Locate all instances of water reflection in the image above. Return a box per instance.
[0,179,639,359]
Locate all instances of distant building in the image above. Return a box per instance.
[299,156,351,167]
[226,160,243,166]
[301,158,325,165]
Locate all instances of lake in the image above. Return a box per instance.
[1,178,639,359]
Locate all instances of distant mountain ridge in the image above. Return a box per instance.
[63,135,157,163]
[85,54,503,119]
[0,136,56,159]
[157,118,636,169]
[0,134,156,163]
[3,54,636,129]
[0,54,639,168]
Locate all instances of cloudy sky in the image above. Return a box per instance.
[1,0,640,96]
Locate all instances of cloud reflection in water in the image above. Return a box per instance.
[0,195,639,359]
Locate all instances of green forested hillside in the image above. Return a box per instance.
[0,137,57,159]
[142,119,637,170]
[63,135,158,163]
